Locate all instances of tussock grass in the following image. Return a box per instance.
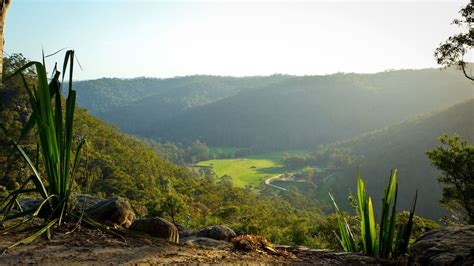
[0,50,84,249]
[329,169,417,258]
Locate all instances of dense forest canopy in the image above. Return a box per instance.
[74,69,473,150]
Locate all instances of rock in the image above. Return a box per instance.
[18,198,43,212]
[19,195,101,214]
[197,225,236,241]
[17,198,50,218]
[410,225,474,265]
[130,217,179,244]
[85,197,135,228]
[181,236,233,249]
[174,223,197,238]
[73,194,101,210]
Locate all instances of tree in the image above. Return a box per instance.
[160,194,187,223]
[0,0,11,84]
[435,2,473,81]
[426,134,474,224]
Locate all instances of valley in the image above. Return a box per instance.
[70,69,474,220]
[2,1,474,264]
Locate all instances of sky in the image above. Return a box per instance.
[5,0,471,80]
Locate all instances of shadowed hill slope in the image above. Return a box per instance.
[318,99,474,219]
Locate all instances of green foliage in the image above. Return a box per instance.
[282,155,309,170]
[356,175,377,256]
[196,150,307,188]
[435,2,473,81]
[159,194,187,223]
[329,192,356,252]
[0,54,38,190]
[1,50,83,221]
[396,211,439,243]
[311,146,355,170]
[330,170,418,258]
[426,134,474,224]
[394,191,417,257]
[144,139,210,164]
[208,146,241,159]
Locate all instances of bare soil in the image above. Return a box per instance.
[0,223,385,265]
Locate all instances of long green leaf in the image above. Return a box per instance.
[67,139,85,199]
[379,169,398,257]
[6,219,58,250]
[329,192,356,252]
[395,190,418,256]
[386,183,398,257]
[13,142,49,200]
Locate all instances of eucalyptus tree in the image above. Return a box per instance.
[0,0,11,85]
[435,2,473,81]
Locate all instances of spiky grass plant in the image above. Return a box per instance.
[0,50,84,240]
[329,169,417,258]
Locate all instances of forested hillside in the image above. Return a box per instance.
[310,99,474,219]
[75,75,292,135]
[0,55,327,247]
[75,69,473,150]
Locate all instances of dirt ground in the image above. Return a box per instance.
[0,223,384,265]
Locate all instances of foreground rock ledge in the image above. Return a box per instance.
[0,225,386,264]
[409,225,474,265]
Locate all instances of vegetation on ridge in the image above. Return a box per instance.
[427,135,474,224]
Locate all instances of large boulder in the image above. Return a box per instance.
[73,194,101,210]
[85,197,135,228]
[180,236,232,249]
[174,223,198,239]
[410,225,474,265]
[197,225,236,241]
[130,217,179,244]
[18,198,43,212]
[18,195,102,214]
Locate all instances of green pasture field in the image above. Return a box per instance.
[197,150,306,187]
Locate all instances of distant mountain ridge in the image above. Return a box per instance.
[74,68,473,150]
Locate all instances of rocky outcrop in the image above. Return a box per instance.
[181,236,232,249]
[130,217,179,244]
[197,225,236,241]
[410,225,474,265]
[85,197,135,228]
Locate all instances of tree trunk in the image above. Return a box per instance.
[0,0,12,86]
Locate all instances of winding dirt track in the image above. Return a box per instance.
[264,175,287,191]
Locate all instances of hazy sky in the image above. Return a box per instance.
[5,0,471,80]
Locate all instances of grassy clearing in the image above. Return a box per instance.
[197,150,305,187]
